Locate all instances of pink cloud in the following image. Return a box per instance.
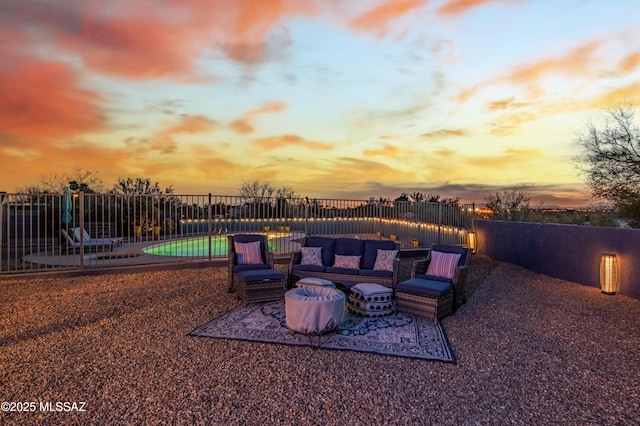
[0,56,104,139]
[349,0,425,35]
[229,101,288,134]
[3,0,317,82]
[438,0,499,16]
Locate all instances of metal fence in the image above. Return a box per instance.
[0,192,474,275]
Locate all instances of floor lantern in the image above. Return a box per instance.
[467,231,477,254]
[599,253,618,295]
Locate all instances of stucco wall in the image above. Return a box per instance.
[474,219,640,300]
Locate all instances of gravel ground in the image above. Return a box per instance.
[1,255,639,425]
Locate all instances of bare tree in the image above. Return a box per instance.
[37,167,104,193]
[410,192,425,202]
[576,106,640,222]
[239,181,296,201]
[113,177,173,195]
[484,190,531,221]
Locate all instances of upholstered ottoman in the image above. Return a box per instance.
[347,283,394,317]
[296,277,335,289]
[285,287,345,335]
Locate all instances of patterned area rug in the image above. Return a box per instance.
[190,301,456,363]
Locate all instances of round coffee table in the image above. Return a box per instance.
[285,286,345,335]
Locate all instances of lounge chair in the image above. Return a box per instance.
[70,227,123,247]
[227,234,276,293]
[60,228,114,252]
[396,243,471,323]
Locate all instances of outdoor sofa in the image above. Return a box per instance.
[288,236,400,290]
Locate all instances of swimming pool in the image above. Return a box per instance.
[143,235,279,257]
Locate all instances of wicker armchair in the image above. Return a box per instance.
[227,234,274,293]
[396,243,471,323]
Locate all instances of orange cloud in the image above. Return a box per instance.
[229,100,288,134]
[161,115,218,135]
[488,97,514,111]
[433,148,456,157]
[363,144,409,156]
[420,128,466,138]
[245,101,288,116]
[229,119,255,134]
[506,41,602,84]
[349,0,425,34]
[253,134,333,151]
[591,82,640,108]
[438,0,497,16]
[0,57,104,139]
[618,51,640,73]
[466,147,543,168]
[218,0,316,63]
[149,115,218,154]
[4,0,316,82]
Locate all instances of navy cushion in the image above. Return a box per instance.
[396,277,452,298]
[238,269,285,282]
[292,264,326,273]
[305,237,335,266]
[359,269,393,278]
[335,238,365,256]
[324,266,359,275]
[234,263,270,272]
[431,244,469,267]
[416,274,452,284]
[362,240,397,270]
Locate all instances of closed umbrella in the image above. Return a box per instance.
[62,187,72,224]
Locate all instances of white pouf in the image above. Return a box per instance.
[348,283,394,317]
[296,277,336,288]
[285,287,345,335]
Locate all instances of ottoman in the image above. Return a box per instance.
[296,277,335,289]
[347,283,394,317]
[236,269,286,304]
[285,287,345,335]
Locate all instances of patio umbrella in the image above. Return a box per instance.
[62,187,72,224]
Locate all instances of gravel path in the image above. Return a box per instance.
[1,255,639,425]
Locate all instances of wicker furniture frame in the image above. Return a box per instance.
[236,272,286,304]
[227,234,274,293]
[288,238,401,290]
[396,243,471,323]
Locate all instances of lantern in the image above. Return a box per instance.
[467,231,477,254]
[599,253,618,295]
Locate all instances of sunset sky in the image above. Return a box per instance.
[2,0,639,206]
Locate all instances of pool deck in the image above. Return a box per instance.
[21,232,307,268]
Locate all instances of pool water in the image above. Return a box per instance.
[143,235,279,257]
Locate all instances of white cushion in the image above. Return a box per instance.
[300,247,323,266]
[373,249,398,271]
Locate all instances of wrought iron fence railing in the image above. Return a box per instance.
[0,192,474,275]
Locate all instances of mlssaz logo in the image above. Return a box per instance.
[39,402,87,412]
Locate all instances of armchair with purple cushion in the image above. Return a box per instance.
[227,234,274,293]
[396,243,472,323]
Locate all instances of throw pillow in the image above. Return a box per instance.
[234,241,263,265]
[334,254,361,269]
[301,247,323,266]
[426,251,461,279]
[373,249,398,272]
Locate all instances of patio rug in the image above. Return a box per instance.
[189,301,456,363]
